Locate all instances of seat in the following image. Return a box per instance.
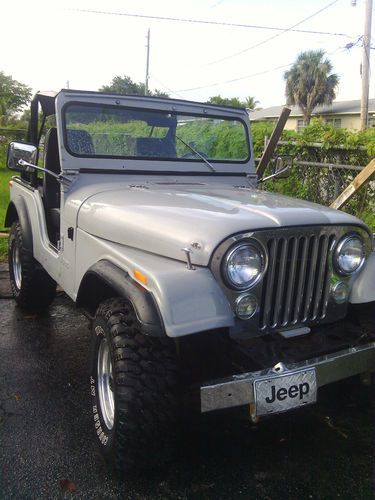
[66,129,95,155]
[136,137,176,158]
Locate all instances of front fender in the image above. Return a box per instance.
[75,230,234,338]
[4,198,33,253]
[350,251,375,304]
[77,260,164,336]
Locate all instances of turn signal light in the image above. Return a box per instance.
[133,270,148,285]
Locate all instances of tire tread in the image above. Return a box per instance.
[8,221,56,310]
[95,297,178,472]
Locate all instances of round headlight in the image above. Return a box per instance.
[335,235,365,275]
[224,242,265,289]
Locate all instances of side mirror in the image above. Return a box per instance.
[7,141,38,172]
[274,156,293,178]
[257,156,293,185]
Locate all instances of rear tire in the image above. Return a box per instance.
[90,297,179,473]
[8,221,56,310]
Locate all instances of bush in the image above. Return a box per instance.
[253,119,375,231]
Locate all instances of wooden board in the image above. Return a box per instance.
[330,158,375,210]
[256,107,291,178]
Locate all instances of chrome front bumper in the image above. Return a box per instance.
[200,342,375,413]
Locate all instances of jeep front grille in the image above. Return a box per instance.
[260,233,336,330]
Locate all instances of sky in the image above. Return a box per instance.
[1,0,374,108]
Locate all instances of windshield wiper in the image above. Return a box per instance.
[175,135,216,172]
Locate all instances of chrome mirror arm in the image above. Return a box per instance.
[18,159,72,185]
[257,165,290,185]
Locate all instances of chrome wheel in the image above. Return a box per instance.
[97,338,115,430]
[12,243,22,290]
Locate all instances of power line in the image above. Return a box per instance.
[176,63,293,93]
[151,76,186,99]
[204,0,341,67]
[175,38,359,93]
[71,7,353,38]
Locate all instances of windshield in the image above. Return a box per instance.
[63,104,250,163]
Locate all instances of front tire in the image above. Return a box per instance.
[8,221,56,310]
[90,298,178,473]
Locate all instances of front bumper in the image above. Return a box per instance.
[200,342,375,413]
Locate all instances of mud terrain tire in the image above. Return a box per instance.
[8,221,56,310]
[90,297,178,473]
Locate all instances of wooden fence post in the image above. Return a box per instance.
[330,158,375,210]
[257,107,291,178]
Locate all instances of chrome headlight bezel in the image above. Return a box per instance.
[222,241,267,290]
[334,233,366,275]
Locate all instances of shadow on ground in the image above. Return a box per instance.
[0,294,373,499]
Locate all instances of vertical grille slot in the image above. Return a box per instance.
[302,236,319,321]
[272,238,288,327]
[282,237,298,326]
[311,235,330,319]
[292,236,309,324]
[262,239,277,327]
[260,231,334,330]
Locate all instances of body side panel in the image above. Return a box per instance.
[8,181,62,282]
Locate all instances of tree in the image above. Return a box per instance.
[207,95,259,109]
[0,71,32,124]
[99,75,168,97]
[284,50,339,125]
[244,96,259,110]
[208,95,243,107]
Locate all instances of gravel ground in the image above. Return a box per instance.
[0,265,374,499]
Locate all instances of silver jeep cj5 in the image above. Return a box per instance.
[5,90,375,472]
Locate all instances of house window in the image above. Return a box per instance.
[296,119,306,132]
[368,116,375,127]
[325,118,341,128]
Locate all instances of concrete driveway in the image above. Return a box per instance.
[0,265,373,499]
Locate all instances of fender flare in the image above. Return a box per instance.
[76,260,164,337]
[5,198,33,253]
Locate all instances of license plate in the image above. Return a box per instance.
[254,369,317,416]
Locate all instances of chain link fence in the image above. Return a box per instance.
[260,141,375,229]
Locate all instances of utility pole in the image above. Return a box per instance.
[145,28,150,96]
[359,0,373,130]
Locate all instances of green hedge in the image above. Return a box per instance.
[1,120,374,231]
[252,119,375,230]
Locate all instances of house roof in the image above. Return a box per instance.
[249,98,375,120]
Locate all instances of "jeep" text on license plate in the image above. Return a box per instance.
[254,369,317,416]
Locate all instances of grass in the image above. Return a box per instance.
[0,235,7,263]
[0,168,12,232]
[0,145,12,231]
[0,146,11,262]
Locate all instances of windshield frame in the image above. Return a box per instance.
[62,101,251,164]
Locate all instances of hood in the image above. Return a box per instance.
[78,182,365,266]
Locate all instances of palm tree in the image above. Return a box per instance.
[244,96,259,110]
[284,50,339,125]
